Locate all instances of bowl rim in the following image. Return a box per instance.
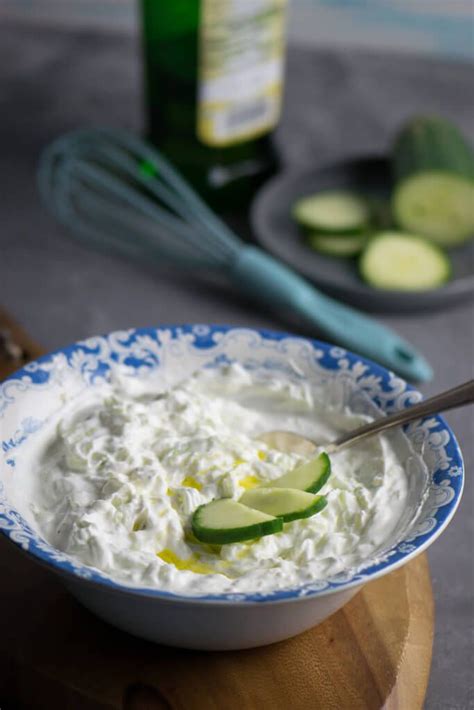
[0,324,465,605]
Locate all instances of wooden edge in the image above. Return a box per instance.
[384,554,434,710]
[0,307,43,380]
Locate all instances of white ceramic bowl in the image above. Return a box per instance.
[0,325,464,650]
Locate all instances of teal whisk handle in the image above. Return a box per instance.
[230,247,433,382]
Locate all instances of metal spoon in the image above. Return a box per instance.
[258,379,474,456]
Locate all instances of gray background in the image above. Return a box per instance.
[1,21,473,709]
[3,0,474,59]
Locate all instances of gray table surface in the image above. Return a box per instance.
[1,21,473,709]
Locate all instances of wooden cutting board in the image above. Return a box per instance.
[0,308,434,710]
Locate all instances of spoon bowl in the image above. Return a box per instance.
[259,379,474,456]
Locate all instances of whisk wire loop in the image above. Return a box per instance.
[37,127,433,382]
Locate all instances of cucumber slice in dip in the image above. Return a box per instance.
[360,231,451,291]
[263,452,331,494]
[192,499,282,544]
[240,487,327,523]
[293,190,371,234]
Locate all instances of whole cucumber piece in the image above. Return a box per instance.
[392,115,474,246]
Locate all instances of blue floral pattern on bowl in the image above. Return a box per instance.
[0,325,464,603]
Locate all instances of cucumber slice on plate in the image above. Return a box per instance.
[306,233,367,257]
[392,116,474,246]
[293,190,371,234]
[240,487,327,523]
[263,452,331,493]
[192,498,282,544]
[360,231,451,291]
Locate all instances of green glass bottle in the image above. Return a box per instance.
[140,0,288,208]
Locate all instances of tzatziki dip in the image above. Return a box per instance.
[29,364,416,595]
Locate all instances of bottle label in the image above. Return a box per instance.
[197,0,287,147]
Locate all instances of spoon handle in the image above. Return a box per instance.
[330,379,474,452]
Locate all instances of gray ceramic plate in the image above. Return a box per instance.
[251,156,474,312]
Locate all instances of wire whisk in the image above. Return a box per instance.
[38,128,432,382]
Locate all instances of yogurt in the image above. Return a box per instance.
[30,363,415,595]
